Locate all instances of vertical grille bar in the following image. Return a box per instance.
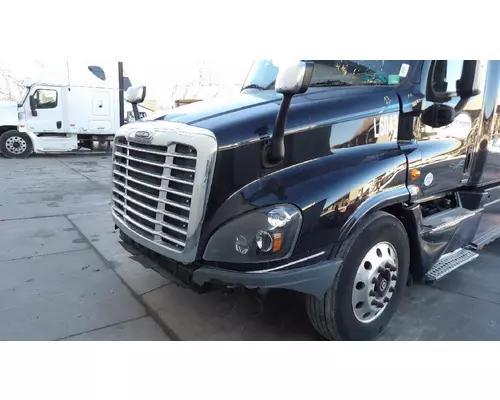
[123,142,130,221]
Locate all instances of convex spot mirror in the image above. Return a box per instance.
[124,86,146,104]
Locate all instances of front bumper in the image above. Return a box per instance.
[117,226,342,299]
[192,259,342,298]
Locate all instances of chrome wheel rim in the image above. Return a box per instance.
[5,136,27,155]
[351,241,398,324]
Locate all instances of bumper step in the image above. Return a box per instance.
[424,248,478,282]
[471,225,500,250]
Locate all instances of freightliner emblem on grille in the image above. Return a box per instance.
[135,131,152,139]
[130,130,154,143]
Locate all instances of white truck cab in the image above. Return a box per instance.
[0,61,142,158]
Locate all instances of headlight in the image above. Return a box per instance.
[203,204,302,263]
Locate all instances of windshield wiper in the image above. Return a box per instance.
[241,84,267,91]
[310,80,353,87]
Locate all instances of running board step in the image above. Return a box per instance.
[471,226,500,250]
[424,248,479,282]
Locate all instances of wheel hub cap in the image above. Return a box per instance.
[351,242,399,324]
[5,136,27,155]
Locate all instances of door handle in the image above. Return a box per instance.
[57,121,62,129]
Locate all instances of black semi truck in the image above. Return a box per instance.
[112,60,500,340]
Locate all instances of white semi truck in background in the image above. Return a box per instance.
[0,61,147,158]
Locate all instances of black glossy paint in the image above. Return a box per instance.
[168,86,409,267]
[471,61,500,189]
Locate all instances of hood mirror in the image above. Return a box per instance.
[275,61,314,95]
[263,61,314,167]
[124,86,146,123]
[124,86,146,104]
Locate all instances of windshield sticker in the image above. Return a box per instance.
[388,75,400,85]
[399,63,410,78]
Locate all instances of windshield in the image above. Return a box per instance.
[242,60,414,91]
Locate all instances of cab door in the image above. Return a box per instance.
[27,87,64,133]
[413,60,486,197]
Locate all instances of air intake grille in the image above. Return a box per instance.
[112,137,198,251]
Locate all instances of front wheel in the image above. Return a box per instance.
[0,130,33,159]
[306,211,410,341]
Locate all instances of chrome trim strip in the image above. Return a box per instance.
[113,179,190,211]
[112,188,189,223]
[113,197,188,236]
[248,252,326,274]
[113,206,186,247]
[115,152,166,168]
[113,163,194,187]
[116,142,197,160]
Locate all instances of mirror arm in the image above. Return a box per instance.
[263,93,293,167]
[454,97,469,114]
[132,104,141,120]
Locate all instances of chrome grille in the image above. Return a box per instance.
[112,137,198,251]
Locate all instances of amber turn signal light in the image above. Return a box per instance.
[410,169,421,180]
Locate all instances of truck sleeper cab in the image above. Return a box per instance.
[112,59,500,341]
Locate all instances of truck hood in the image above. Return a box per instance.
[154,86,399,148]
[0,100,19,127]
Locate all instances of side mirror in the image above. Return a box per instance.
[124,86,146,104]
[275,61,314,95]
[427,60,481,103]
[457,60,481,98]
[263,61,314,167]
[423,60,482,128]
[29,95,38,117]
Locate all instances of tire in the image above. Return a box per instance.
[0,130,33,159]
[306,211,410,341]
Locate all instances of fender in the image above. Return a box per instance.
[200,141,409,261]
[338,184,411,242]
[25,131,38,145]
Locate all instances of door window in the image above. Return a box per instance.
[34,89,58,109]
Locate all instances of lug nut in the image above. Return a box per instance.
[377,267,385,273]
[377,301,384,308]
[371,300,378,306]
[389,287,396,293]
[390,266,397,272]
[392,276,397,281]
[369,290,376,297]
[372,278,378,284]
[384,297,390,303]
